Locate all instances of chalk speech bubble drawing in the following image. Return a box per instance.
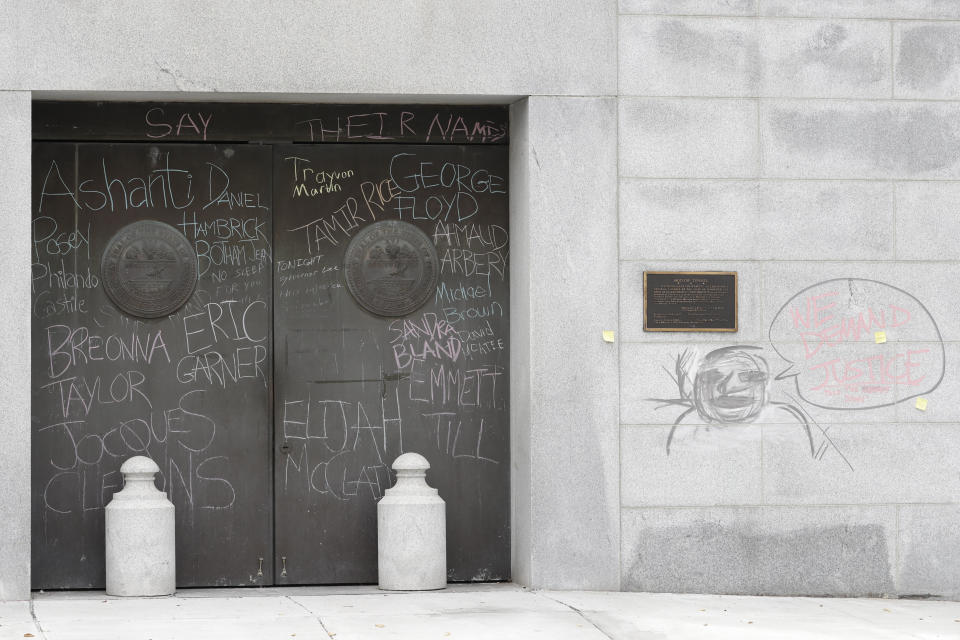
[768,279,945,411]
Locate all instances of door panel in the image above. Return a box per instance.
[31,143,274,588]
[273,144,510,583]
[31,138,509,588]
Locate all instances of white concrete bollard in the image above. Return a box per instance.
[105,456,175,596]
[378,452,446,591]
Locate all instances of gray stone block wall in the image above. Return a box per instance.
[620,98,760,177]
[618,1,960,598]
[512,96,621,590]
[761,1,960,20]
[0,2,618,96]
[0,91,31,601]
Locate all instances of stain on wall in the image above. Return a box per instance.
[897,25,960,91]
[768,105,960,174]
[794,24,885,85]
[655,19,760,82]
[624,520,895,596]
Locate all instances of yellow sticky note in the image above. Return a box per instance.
[875,331,886,344]
[916,397,928,411]
[602,330,615,343]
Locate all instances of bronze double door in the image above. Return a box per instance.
[31,142,509,588]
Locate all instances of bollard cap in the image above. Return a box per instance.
[108,456,169,504]
[120,456,160,476]
[392,452,430,472]
[383,452,439,498]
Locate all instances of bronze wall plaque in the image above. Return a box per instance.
[644,271,737,332]
[101,220,198,318]
[344,221,439,317]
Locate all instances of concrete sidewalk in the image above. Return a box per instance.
[2,584,959,639]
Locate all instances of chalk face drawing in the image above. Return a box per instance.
[652,346,821,462]
[768,278,945,411]
[650,279,945,469]
[693,346,768,423]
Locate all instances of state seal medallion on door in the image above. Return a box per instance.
[101,220,198,318]
[344,220,439,317]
